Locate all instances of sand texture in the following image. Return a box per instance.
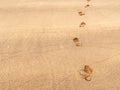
[0,0,120,90]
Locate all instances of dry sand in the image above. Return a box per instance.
[0,0,120,90]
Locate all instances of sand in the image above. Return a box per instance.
[0,0,120,90]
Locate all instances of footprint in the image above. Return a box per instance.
[79,65,93,81]
[79,22,86,27]
[85,4,90,8]
[78,11,85,16]
[73,37,81,46]
[87,0,91,2]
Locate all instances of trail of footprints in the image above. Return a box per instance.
[73,0,93,81]
[73,0,91,47]
[79,0,91,28]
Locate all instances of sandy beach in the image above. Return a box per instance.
[0,0,120,90]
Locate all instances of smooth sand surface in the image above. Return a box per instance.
[0,0,120,90]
